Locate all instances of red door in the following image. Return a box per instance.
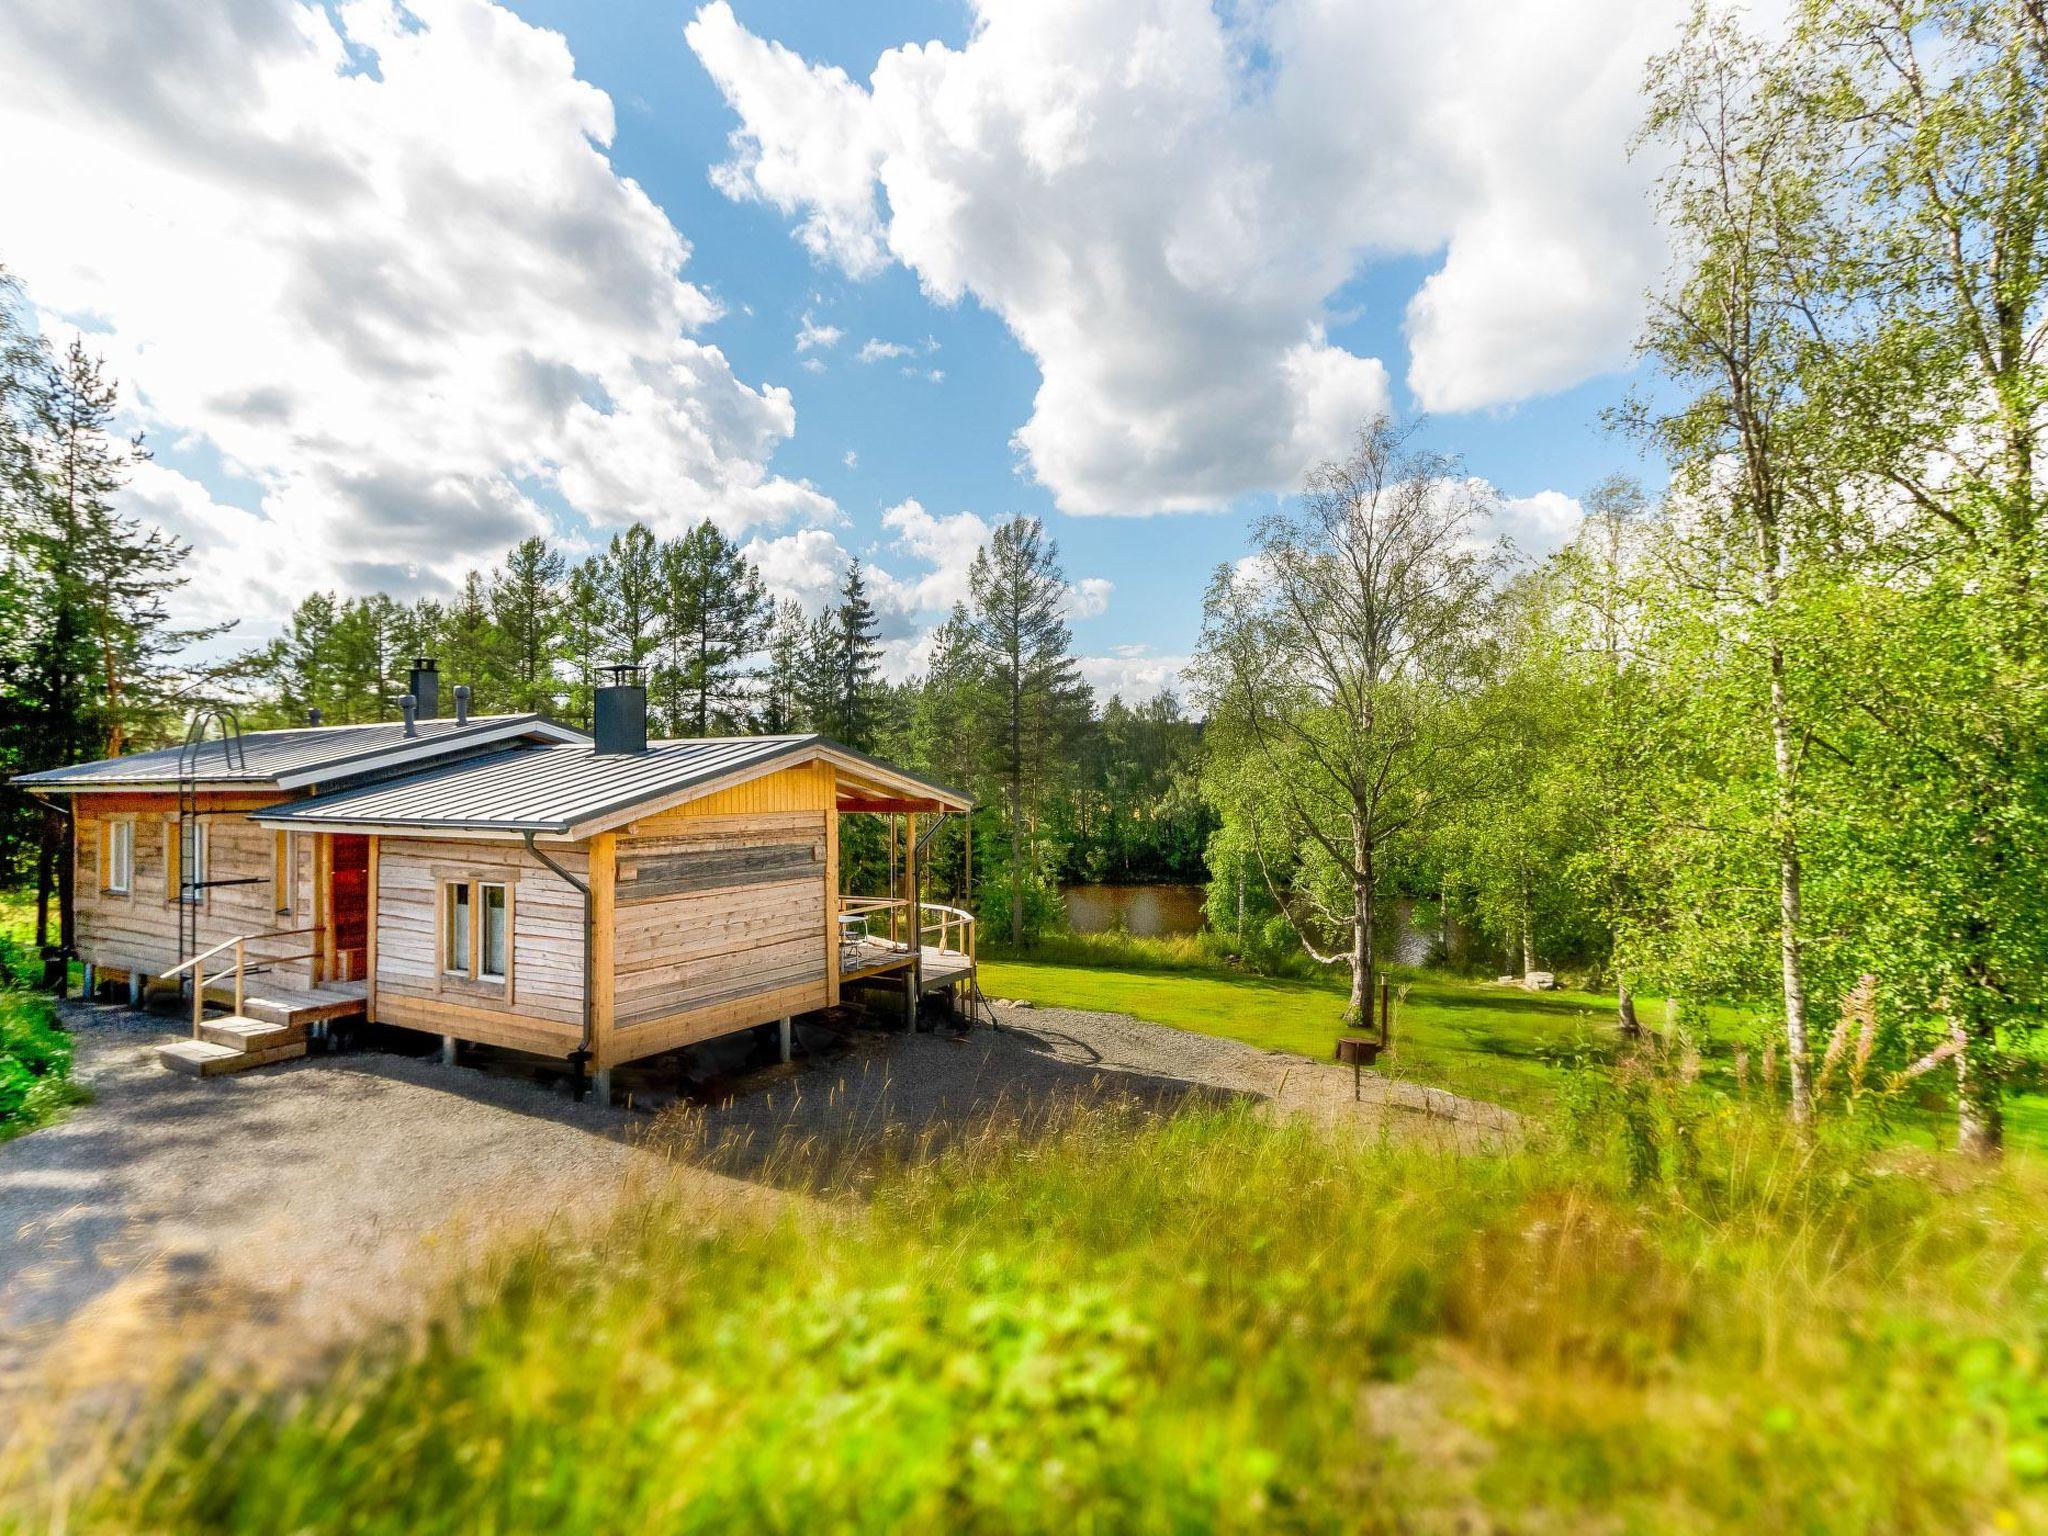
[330,834,370,982]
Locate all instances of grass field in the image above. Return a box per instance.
[4,914,2048,1530]
[980,932,2048,1149]
[8,1092,2044,1534]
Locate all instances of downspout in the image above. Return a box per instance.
[523,830,594,1101]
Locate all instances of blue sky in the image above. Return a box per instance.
[0,0,1675,699]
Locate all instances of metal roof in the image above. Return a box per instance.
[252,734,971,838]
[10,714,588,791]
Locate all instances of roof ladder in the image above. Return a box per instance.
[173,708,249,998]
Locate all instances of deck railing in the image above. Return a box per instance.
[837,898,976,964]
[160,925,321,1038]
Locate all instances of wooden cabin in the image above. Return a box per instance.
[13,664,976,1099]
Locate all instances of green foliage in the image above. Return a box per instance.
[0,939,81,1140]
[19,1098,2048,1533]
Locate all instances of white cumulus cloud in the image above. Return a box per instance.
[686,0,1679,518]
[0,0,831,621]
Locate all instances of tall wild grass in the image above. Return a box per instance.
[5,1070,2045,1533]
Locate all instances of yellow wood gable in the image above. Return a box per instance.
[622,759,835,834]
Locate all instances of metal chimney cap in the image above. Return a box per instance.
[399,694,418,738]
[604,662,645,689]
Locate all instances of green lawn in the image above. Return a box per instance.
[980,939,2046,1147]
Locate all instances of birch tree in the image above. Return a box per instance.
[1193,415,1503,1032]
[1631,6,1832,1121]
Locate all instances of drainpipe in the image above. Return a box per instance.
[523,830,594,1101]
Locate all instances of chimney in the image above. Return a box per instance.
[453,683,471,726]
[408,657,439,721]
[307,707,323,727]
[400,694,418,738]
[593,663,648,755]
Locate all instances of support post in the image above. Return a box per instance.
[441,1035,457,1065]
[129,969,143,1008]
[778,1015,792,1064]
[592,1067,612,1106]
[82,962,96,1002]
[904,809,919,1029]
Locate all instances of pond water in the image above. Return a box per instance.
[1062,883,1209,937]
[1064,883,1475,964]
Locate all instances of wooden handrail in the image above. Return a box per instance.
[160,924,319,979]
[161,924,322,1040]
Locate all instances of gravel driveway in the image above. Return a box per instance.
[1,995,1509,1410]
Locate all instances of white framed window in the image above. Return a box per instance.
[480,883,508,980]
[442,879,511,986]
[444,882,472,974]
[104,820,133,894]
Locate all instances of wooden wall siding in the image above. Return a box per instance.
[624,759,834,832]
[373,836,587,1036]
[72,805,315,985]
[608,808,830,1048]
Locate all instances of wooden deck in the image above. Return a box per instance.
[842,939,975,995]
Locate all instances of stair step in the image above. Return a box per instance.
[199,1016,295,1051]
[158,1037,308,1077]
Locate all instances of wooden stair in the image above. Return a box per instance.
[159,1018,309,1076]
[154,982,365,1078]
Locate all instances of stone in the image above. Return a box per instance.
[1523,971,1557,991]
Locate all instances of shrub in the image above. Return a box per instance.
[0,967,80,1140]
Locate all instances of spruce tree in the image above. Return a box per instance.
[830,558,883,750]
[758,596,811,733]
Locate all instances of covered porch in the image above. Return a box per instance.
[830,761,980,1025]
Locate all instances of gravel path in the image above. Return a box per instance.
[1,995,1510,1409]
[694,1000,1516,1158]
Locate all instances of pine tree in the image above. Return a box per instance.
[657,519,769,736]
[563,557,607,729]
[963,516,1093,944]
[490,536,567,715]
[11,337,215,944]
[597,525,664,678]
[436,570,503,713]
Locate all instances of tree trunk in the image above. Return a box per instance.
[1009,778,1024,946]
[1954,1016,2004,1158]
[1518,876,1535,976]
[1616,971,1641,1037]
[1768,643,1813,1124]
[1349,819,1374,1033]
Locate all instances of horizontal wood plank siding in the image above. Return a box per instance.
[607,763,834,1060]
[375,836,586,1036]
[73,796,314,985]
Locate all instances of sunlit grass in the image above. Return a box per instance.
[980,932,2046,1147]
[7,1087,2045,1534]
